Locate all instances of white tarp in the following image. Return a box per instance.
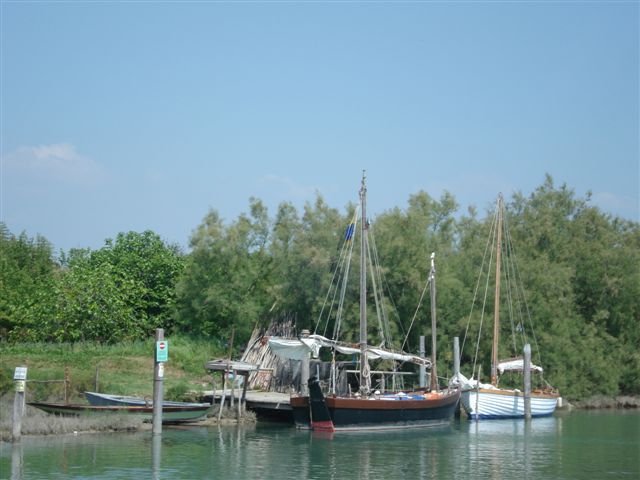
[498,358,543,374]
[267,335,431,367]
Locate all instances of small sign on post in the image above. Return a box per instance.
[13,366,28,442]
[156,341,169,363]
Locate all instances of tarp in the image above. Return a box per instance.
[498,358,543,374]
[267,335,431,367]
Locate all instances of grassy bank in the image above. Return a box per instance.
[0,336,226,403]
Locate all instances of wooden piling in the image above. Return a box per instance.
[524,343,532,420]
[300,329,310,396]
[419,335,426,388]
[152,328,165,436]
[11,366,27,443]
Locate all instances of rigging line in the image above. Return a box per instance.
[399,274,430,354]
[333,224,358,341]
[315,221,350,335]
[368,227,394,348]
[503,215,528,351]
[366,230,387,348]
[374,236,406,350]
[319,234,346,337]
[315,207,359,337]
[506,218,544,370]
[472,209,498,380]
[460,207,499,361]
[502,225,519,356]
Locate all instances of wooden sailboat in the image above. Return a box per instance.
[457,195,559,419]
[270,172,460,432]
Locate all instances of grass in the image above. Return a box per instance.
[0,335,226,403]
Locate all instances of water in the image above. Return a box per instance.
[1,410,638,479]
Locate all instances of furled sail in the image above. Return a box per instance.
[268,334,431,367]
[498,357,543,374]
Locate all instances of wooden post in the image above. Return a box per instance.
[241,373,249,416]
[152,328,165,436]
[94,363,100,392]
[12,366,27,443]
[217,371,227,422]
[300,329,310,396]
[64,365,70,404]
[475,364,481,421]
[453,336,461,418]
[419,335,426,388]
[235,370,241,421]
[429,253,438,392]
[453,337,460,379]
[524,343,532,420]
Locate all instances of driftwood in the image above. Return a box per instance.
[239,318,354,394]
[240,318,298,392]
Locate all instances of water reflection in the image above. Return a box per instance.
[10,442,22,480]
[1,412,637,479]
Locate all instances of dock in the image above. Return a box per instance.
[202,390,293,422]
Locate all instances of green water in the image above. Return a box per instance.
[1,410,638,479]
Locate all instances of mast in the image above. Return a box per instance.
[359,171,371,394]
[491,195,503,386]
[429,252,438,391]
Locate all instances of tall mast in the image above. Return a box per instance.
[359,171,371,394]
[491,194,503,386]
[429,252,438,391]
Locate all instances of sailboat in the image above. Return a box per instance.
[455,195,559,419]
[268,172,460,432]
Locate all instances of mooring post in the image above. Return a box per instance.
[453,337,460,379]
[12,366,27,443]
[300,329,310,396]
[151,433,162,480]
[475,364,481,421]
[524,343,532,420]
[419,335,426,388]
[453,337,461,418]
[152,328,166,435]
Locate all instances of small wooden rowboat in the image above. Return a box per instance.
[27,402,212,423]
[84,391,208,408]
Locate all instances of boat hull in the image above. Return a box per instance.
[460,388,558,420]
[84,391,208,408]
[298,378,461,432]
[27,402,212,423]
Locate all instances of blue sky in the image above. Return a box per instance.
[2,2,638,253]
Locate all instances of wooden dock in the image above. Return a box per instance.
[202,390,293,422]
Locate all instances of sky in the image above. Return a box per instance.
[1,1,638,253]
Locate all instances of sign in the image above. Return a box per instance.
[15,380,25,392]
[156,340,169,363]
[14,367,28,380]
[158,363,164,378]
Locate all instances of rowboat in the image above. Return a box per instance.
[84,391,208,408]
[27,402,212,423]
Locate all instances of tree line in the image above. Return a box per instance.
[1,175,638,399]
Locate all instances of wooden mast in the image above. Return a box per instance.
[491,195,503,386]
[359,171,371,394]
[429,252,438,391]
